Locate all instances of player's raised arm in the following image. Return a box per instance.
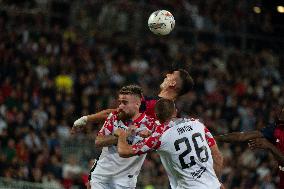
[87,109,117,123]
[116,127,162,158]
[215,131,263,143]
[115,121,163,158]
[71,108,116,134]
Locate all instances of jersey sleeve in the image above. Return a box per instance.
[260,123,276,143]
[139,96,159,119]
[97,113,115,136]
[131,124,164,155]
[204,127,216,147]
[145,118,158,132]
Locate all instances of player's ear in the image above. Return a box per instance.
[136,99,141,109]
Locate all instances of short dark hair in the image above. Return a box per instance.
[178,69,194,96]
[155,98,175,123]
[119,85,143,98]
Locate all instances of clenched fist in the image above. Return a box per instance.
[71,116,88,134]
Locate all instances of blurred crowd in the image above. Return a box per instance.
[0,0,284,189]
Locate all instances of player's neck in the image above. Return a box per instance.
[158,90,177,100]
[163,116,177,125]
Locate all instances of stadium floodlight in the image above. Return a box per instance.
[277,6,284,13]
[253,6,261,14]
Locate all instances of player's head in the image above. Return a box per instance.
[155,98,177,123]
[160,69,194,97]
[117,85,143,121]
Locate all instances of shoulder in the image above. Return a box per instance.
[188,117,206,128]
[175,117,203,127]
[188,117,202,124]
[145,115,156,122]
[159,121,175,136]
[139,114,156,124]
[140,115,158,130]
[140,96,159,112]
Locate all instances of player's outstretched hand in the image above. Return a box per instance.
[71,116,88,134]
[248,138,271,150]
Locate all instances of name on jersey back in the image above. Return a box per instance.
[177,125,193,135]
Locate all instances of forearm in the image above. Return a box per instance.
[216,131,262,143]
[213,157,223,179]
[268,143,284,166]
[95,135,118,148]
[211,145,223,179]
[117,133,135,158]
[87,109,116,123]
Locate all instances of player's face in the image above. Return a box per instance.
[160,71,182,91]
[117,94,141,121]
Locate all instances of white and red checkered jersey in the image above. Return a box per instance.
[132,118,220,189]
[91,111,156,187]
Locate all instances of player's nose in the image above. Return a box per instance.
[118,104,124,110]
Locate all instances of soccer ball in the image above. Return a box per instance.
[148,10,175,35]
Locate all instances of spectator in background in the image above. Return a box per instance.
[3,138,16,163]
[55,73,73,94]
[24,128,42,151]
[62,155,83,188]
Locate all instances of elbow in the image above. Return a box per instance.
[95,139,103,148]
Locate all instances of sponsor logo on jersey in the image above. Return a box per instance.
[190,167,207,180]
